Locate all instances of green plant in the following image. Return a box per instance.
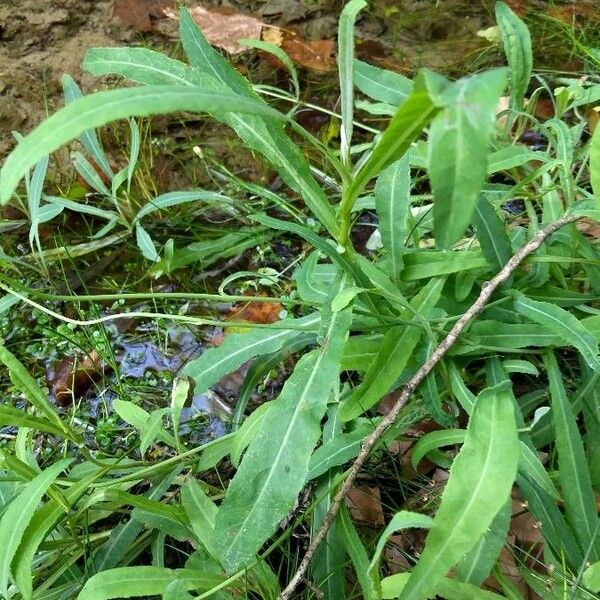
[1,1,600,598]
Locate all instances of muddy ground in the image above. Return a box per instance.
[1,0,598,162]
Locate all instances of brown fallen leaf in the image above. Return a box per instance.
[281,34,335,72]
[113,0,172,32]
[163,6,262,54]
[228,298,282,326]
[346,485,385,526]
[47,350,110,406]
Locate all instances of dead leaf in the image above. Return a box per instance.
[113,0,172,32]
[262,26,283,47]
[384,534,412,574]
[282,35,335,72]
[547,4,600,24]
[346,485,385,525]
[228,298,282,325]
[164,6,262,54]
[47,350,109,406]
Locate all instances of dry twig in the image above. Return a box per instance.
[278,214,579,600]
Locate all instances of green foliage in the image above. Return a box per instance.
[0,1,599,598]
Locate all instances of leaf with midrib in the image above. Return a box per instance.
[375,155,411,281]
[354,60,413,106]
[77,567,225,600]
[214,280,353,572]
[429,69,507,248]
[0,86,282,205]
[0,458,72,597]
[398,382,519,600]
[544,352,600,562]
[514,294,600,370]
[339,277,444,422]
[182,313,319,394]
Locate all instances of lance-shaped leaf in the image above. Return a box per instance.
[495,1,532,112]
[182,313,319,394]
[337,0,366,166]
[78,567,225,600]
[514,294,600,370]
[354,60,413,106]
[176,10,338,236]
[0,459,72,597]
[375,154,411,281]
[339,277,444,421]
[312,408,347,600]
[213,282,353,572]
[398,382,519,600]
[473,196,512,272]
[13,472,100,600]
[455,501,511,586]
[544,352,600,561]
[344,69,445,206]
[0,346,69,437]
[429,69,507,248]
[0,86,283,204]
[368,511,434,599]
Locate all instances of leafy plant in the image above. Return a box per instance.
[0,1,600,599]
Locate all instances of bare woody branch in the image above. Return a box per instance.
[278,213,579,600]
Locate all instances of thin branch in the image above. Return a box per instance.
[278,213,579,600]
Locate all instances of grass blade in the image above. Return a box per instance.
[398,382,520,600]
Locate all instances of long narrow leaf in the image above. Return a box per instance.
[0,459,72,597]
[515,294,600,370]
[375,155,411,281]
[399,382,520,600]
[429,69,507,248]
[340,277,444,421]
[214,280,352,572]
[182,313,319,394]
[544,352,599,561]
[0,86,284,204]
[78,567,224,600]
[495,1,532,112]
[337,0,366,166]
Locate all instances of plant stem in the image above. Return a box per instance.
[278,213,580,600]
